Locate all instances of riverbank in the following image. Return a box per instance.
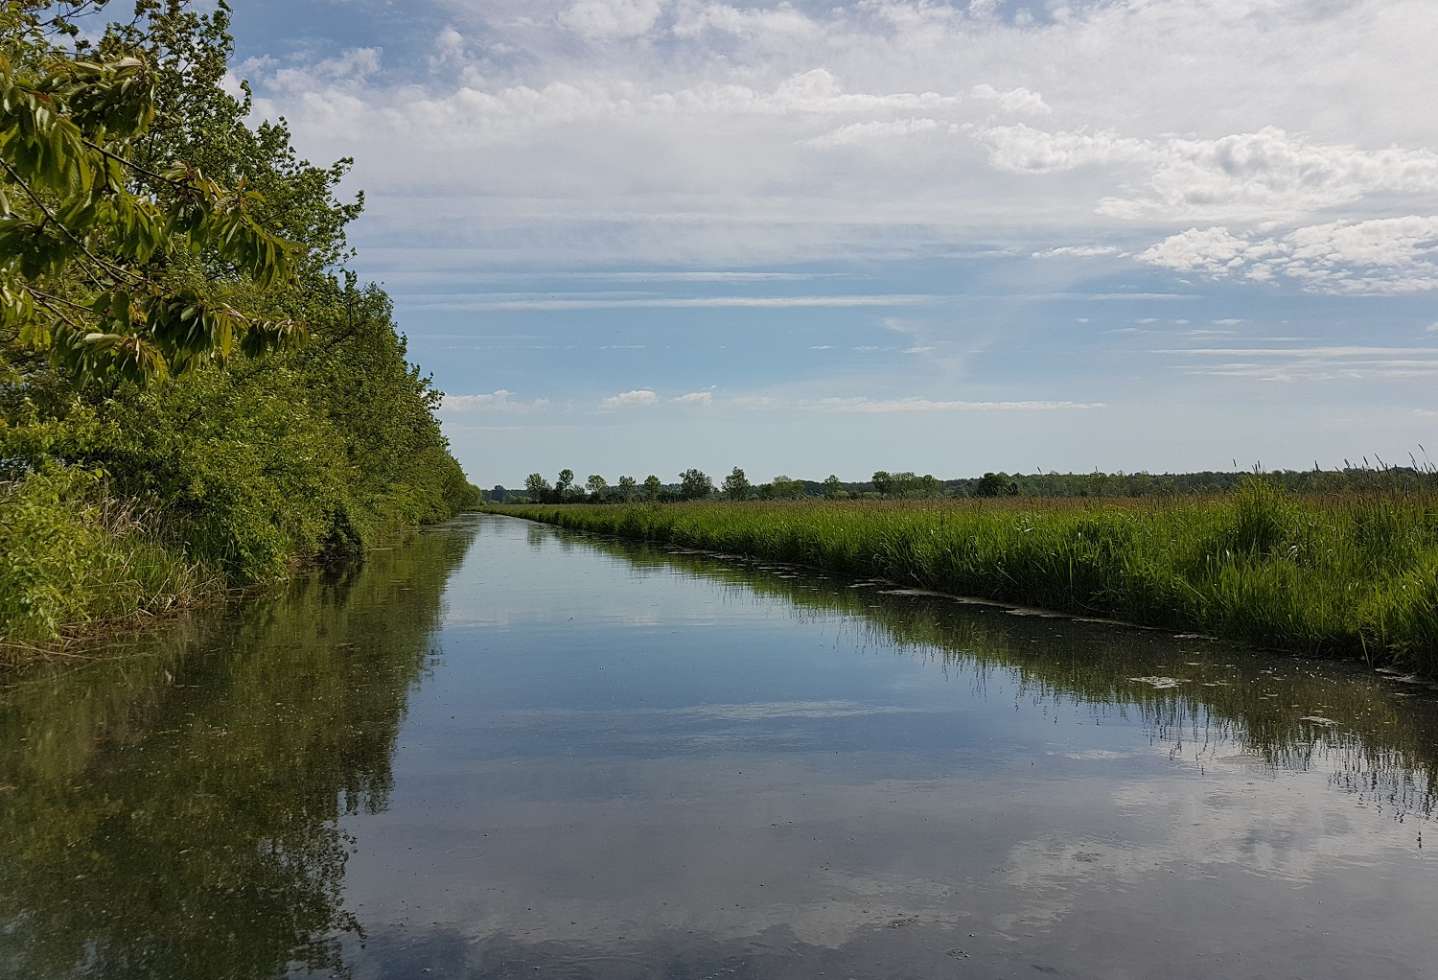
[485,484,1438,672]
[0,464,478,660]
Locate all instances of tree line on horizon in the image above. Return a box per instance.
[491,460,1438,504]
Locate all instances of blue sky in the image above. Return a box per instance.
[219,0,1438,486]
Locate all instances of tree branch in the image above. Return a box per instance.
[0,156,142,288]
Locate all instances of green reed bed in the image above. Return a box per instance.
[485,482,1438,671]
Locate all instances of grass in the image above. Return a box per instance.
[0,467,224,656]
[484,480,1438,673]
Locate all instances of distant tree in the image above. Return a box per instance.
[916,474,942,498]
[823,475,847,499]
[679,468,713,500]
[585,474,608,500]
[642,474,663,501]
[722,467,752,500]
[872,471,893,496]
[617,475,638,501]
[975,472,1008,498]
[525,473,552,500]
[555,469,575,498]
[770,474,805,499]
[489,485,509,503]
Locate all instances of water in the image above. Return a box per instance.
[2,514,1437,979]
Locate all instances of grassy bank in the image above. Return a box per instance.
[485,483,1438,672]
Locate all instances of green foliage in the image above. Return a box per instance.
[486,485,1438,673]
[0,3,477,644]
[722,466,751,500]
[678,467,712,500]
[0,464,211,639]
[0,10,302,383]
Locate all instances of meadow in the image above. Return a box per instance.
[485,481,1438,673]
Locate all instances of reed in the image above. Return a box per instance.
[485,480,1438,672]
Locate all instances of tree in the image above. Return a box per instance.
[525,473,552,500]
[872,470,893,496]
[0,24,301,383]
[617,475,637,501]
[642,474,662,501]
[722,466,751,500]
[770,474,804,499]
[975,472,1008,498]
[679,468,713,500]
[823,475,847,499]
[555,469,574,501]
[585,474,607,500]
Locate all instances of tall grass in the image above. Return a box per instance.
[0,467,221,653]
[486,481,1438,672]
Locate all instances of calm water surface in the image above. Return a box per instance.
[3,514,1437,979]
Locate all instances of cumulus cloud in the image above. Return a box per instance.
[674,390,714,404]
[977,125,1438,221]
[558,0,665,39]
[1032,245,1127,258]
[600,388,661,408]
[807,117,942,149]
[1138,217,1438,294]
[441,390,551,413]
[243,0,1438,275]
[969,84,1050,116]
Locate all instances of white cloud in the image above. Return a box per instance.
[969,84,1050,116]
[1139,217,1438,295]
[441,390,551,413]
[430,26,465,68]
[806,398,1106,414]
[558,0,665,40]
[977,125,1438,221]
[246,0,1438,271]
[673,390,714,404]
[1158,345,1438,382]
[411,294,939,311]
[601,388,661,408]
[807,117,942,149]
[671,2,823,41]
[1032,245,1126,259]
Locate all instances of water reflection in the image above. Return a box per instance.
[1,515,1435,980]
[577,530,1438,819]
[0,525,474,980]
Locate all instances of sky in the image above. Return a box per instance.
[215,0,1437,486]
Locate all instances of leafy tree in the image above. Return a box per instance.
[678,468,712,500]
[617,475,637,501]
[770,474,805,499]
[872,470,893,496]
[823,474,847,499]
[0,1,477,635]
[525,473,552,501]
[0,15,301,383]
[585,474,607,499]
[722,466,751,500]
[975,472,1008,498]
[642,474,662,501]
[555,469,574,498]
